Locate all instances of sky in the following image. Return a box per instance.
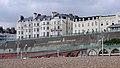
[0,0,120,28]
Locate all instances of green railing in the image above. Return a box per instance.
[15,30,120,41]
[0,40,6,46]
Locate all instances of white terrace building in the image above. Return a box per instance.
[17,12,74,39]
[73,12,120,34]
[17,12,120,39]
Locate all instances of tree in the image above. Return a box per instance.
[11,27,16,34]
[5,28,11,33]
[0,26,3,33]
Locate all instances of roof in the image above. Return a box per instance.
[108,24,120,28]
[19,13,116,22]
[101,15,116,17]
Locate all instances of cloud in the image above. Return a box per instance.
[0,0,120,28]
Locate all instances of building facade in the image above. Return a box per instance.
[17,12,74,39]
[0,33,16,40]
[73,12,120,34]
[17,12,120,39]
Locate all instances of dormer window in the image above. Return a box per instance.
[112,23,114,25]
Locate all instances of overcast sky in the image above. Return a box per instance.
[0,0,120,28]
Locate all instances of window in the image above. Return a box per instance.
[21,31,23,34]
[47,27,49,30]
[47,32,49,36]
[25,35,27,38]
[58,26,60,29]
[112,23,114,25]
[75,24,77,27]
[106,23,109,25]
[19,36,20,39]
[96,28,97,32]
[37,23,39,26]
[24,24,27,27]
[95,21,97,26]
[29,35,31,38]
[18,31,20,34]
[47,22,49,25]
[88,23,89,26]
[82,29,85,32]
[78,24,80,27]
[78,30,80,33]
[54,21,56,24]
[37,28,39,32]
[87,29,89,33]
[34,28,36,32]
[21,27,23,29]
[37,34,39,38]
[54,26,56,29]
[29,29,31,32]
[34,23,36,26]
[92,29,94,32]
[29,24,31,27]
[92,22,94,26]
[26,29,27,32]
[21,36,23,39]
[58,21,60,24]
[106,21,108,25]
[43,22,45,25]
[82,24,84,27]
[34,34,35,38]
[58,32,60,36]
[43,32,45,36]
[101,22,103,26]
[43,27,45,30]
[75,30,77,33]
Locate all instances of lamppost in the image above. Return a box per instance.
[57,50,60,57]
[24,44,27,59]
[100,33,104,56]
[101,37,104,56]
[16,40,20,58]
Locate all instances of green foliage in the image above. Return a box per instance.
[104,39,120,45]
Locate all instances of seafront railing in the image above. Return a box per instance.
[14,30,120,41]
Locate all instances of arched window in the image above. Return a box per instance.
[111,48,119,53]
[88,50,97,56]
[77,51,86,56]
[99,49,108,54]
[67,52,74,57]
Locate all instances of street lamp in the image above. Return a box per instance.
[16,40,20,58]
[100,33,104,56]
[101,37,104,56]
[24,44,27,59]
[57,50,60,57]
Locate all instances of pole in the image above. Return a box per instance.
[102,37,104,56]
[20,51,22,59]
[17,41,19,58]
[16,40,20,58]
[57,50,59,57]
[24,44,27,58]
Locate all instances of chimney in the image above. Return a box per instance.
[19,16,24,21]
[33,13,37,19]
[52,12,59,17]
[38,14,41,16]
